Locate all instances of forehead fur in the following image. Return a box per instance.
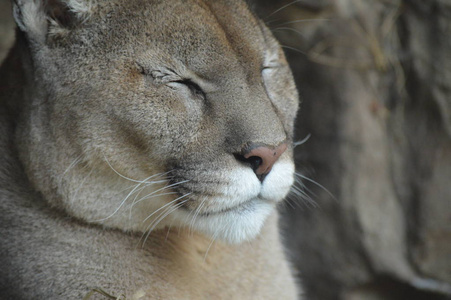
[50,0,273,83]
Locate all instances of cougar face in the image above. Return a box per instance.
[16,0,299,244]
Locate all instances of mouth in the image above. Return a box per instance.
[178,195,274,218]
[172,194,276,244]
[169,177,261,215]
[198,199,256,217]
[160,163,293,243]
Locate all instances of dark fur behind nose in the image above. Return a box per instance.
[235,142,287,182]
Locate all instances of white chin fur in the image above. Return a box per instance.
[94,159,295,244]
[260,160,295,201]
[170,159,295,244]
[176,200,275,244]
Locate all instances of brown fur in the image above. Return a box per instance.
[0,0,300,298]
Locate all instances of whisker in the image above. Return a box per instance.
[280,45,308,56]
[72,168,94,200]
[283,195,298,209]
[203,238,217,262]
[98,173,164,222]
[140,205,175,246]
[140,199,182,246]
[290,184,319,208]
[99,157,176,222]
[203,226,221,262]
[265,0,303,19]
[272,27,307,38]
[165,224,173,242]
[128,181,165,222]
[59,154,83,185]
[189,197,207,235]
[142,192,192,224]
[284,173,321,209]
[266,17,283,25]
[103,154,141,183]
[132,180,190,207]
[148,203,183,232]
[295,172,336,201]
[142,197,191,245]
[118,181,147,193]
[295,175,318,198]
[103,153,171,184]
[128,178,174,219]
[131,191,179,212]
[182,197,197,234]
[293,133,311,148]
[274,18,331,27]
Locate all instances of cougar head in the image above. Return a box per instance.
[13,0,298,244]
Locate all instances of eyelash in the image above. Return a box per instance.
[174,79,206,100]
[137,64,206,101]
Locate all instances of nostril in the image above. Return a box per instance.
[247,156,263,173]
[233,154,264,173]
[233,142,288,182]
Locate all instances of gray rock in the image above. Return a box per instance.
[0,0,13,62]
[254,0,451,299]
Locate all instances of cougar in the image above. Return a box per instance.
[0,0,300,298]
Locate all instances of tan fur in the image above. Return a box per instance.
[0,0,300,298]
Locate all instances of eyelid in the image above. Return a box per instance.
[262,63,283,71]
[262,66,278,74]
[137,63,181,83]
[151,71,181,83]
[137,63,206,98]
[172,78,206,100]
[174,78,201,89]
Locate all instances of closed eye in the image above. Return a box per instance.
[174,79,206,100]
[262,64,283,71]
[136,62,207,100]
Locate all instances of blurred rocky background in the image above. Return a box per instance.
[0,0,13,62]
[1,0,450,299]
[251,0,451,299]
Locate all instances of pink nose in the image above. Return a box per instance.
[241,142,288,181]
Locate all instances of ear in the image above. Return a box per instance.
[13,0,48,44]
[12,0,94,44]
